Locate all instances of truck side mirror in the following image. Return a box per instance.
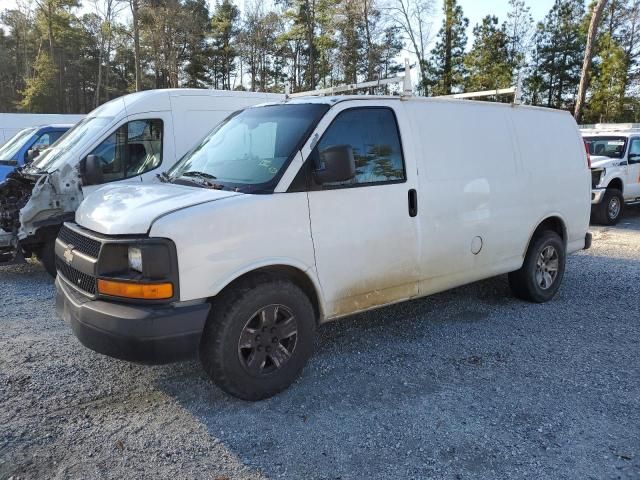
[313,145,356,184]
[25,149,40,164]
[629,153,640,164]
[80,155,105,186]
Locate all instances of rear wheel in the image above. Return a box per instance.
[592,188,624,225]
[199,275,316,401]
[508,230,566,303]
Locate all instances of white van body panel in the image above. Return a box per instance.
[149,192,319,308]
[74,96,590,323]
[76,183,241,235]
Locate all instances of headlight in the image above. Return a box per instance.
[128,246,143,273]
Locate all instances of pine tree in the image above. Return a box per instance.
[425,0,468,95]
[464,15,512,92]
[211,0,240,89]
[534,0,586,109]
[18,51,58,112]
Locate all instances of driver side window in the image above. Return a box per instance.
[87,119,163,182]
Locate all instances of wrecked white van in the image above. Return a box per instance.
[0,89,282,275]
[56,96,591,400]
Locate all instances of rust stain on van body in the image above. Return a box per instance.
[324,274,419,321]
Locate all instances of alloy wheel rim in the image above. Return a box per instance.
[608,197,621,219]
[535,245,559,290]
[237,304,298,376]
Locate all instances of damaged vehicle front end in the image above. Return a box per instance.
[0,164,83,275]
[0,115,113,275]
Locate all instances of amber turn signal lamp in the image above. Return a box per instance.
[97,279,173,300]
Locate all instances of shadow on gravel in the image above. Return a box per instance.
[155,258,640,479]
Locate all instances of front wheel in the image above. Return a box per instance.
[199,275,316,401]
[508,230,566,303]
[592,188,624,225]
[36,239,57,278]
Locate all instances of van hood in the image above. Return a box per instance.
[76,183,241,235]
[591,156,623,169]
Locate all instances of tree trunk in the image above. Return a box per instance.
[574,0,607,123]
[444,0,453,94]
[131,0,142,91]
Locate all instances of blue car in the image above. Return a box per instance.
[0,124,73,181]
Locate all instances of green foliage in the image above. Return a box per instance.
[0,0,639,115]
[424,0,469,95]
[525,0,586,109]
[464,15,512,92]
[18,52,58,112]
[583,33,627,122]
[211,0,240,89]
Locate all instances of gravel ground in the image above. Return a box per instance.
[1,207,640,480]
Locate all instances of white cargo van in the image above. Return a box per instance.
[0,89,282,274]
[55,96,591,400]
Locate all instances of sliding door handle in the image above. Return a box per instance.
[408,189,418,217]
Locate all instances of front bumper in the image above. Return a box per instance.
[591,188,606,204]
[56,276,210,364]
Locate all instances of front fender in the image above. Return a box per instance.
[207,258,327,320]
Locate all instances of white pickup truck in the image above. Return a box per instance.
[56,96,591,400]
[582,124,640,225]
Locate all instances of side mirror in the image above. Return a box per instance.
[25,149,40,163]
[313,145,356,184]
[629,153,640,164]
[80,155,104,186]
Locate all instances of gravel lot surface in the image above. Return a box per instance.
[1,207,639,480]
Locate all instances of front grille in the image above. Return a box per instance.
[56,257,96,295]
[58,225,101,258]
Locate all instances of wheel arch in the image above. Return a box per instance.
[209,260,326,323]
[522,215,567,259]
[607,177,624,193]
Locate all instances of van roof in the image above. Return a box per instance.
[254,94,573,116]
[90,88,283,119]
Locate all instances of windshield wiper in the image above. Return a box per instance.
[181,171,217,180]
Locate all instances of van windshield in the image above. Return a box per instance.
[0,127,37,161]
[168,103,329,192]
[28,116,114,173]
[584,136,627,159]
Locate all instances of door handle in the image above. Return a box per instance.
[408,189,418,217]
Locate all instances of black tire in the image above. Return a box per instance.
[592,188,624,225]
[508,230,566,303]
[199,275,316,401]
[36,239,57,278]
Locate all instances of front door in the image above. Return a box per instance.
[626,137,640,199]
[305,103,420,319]
[82,114,173,197]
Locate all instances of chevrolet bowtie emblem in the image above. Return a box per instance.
[63,245,75,264]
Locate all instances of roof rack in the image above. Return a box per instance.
[287,59,413,98]
[434,86,520,102]
[286,58,521,104]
